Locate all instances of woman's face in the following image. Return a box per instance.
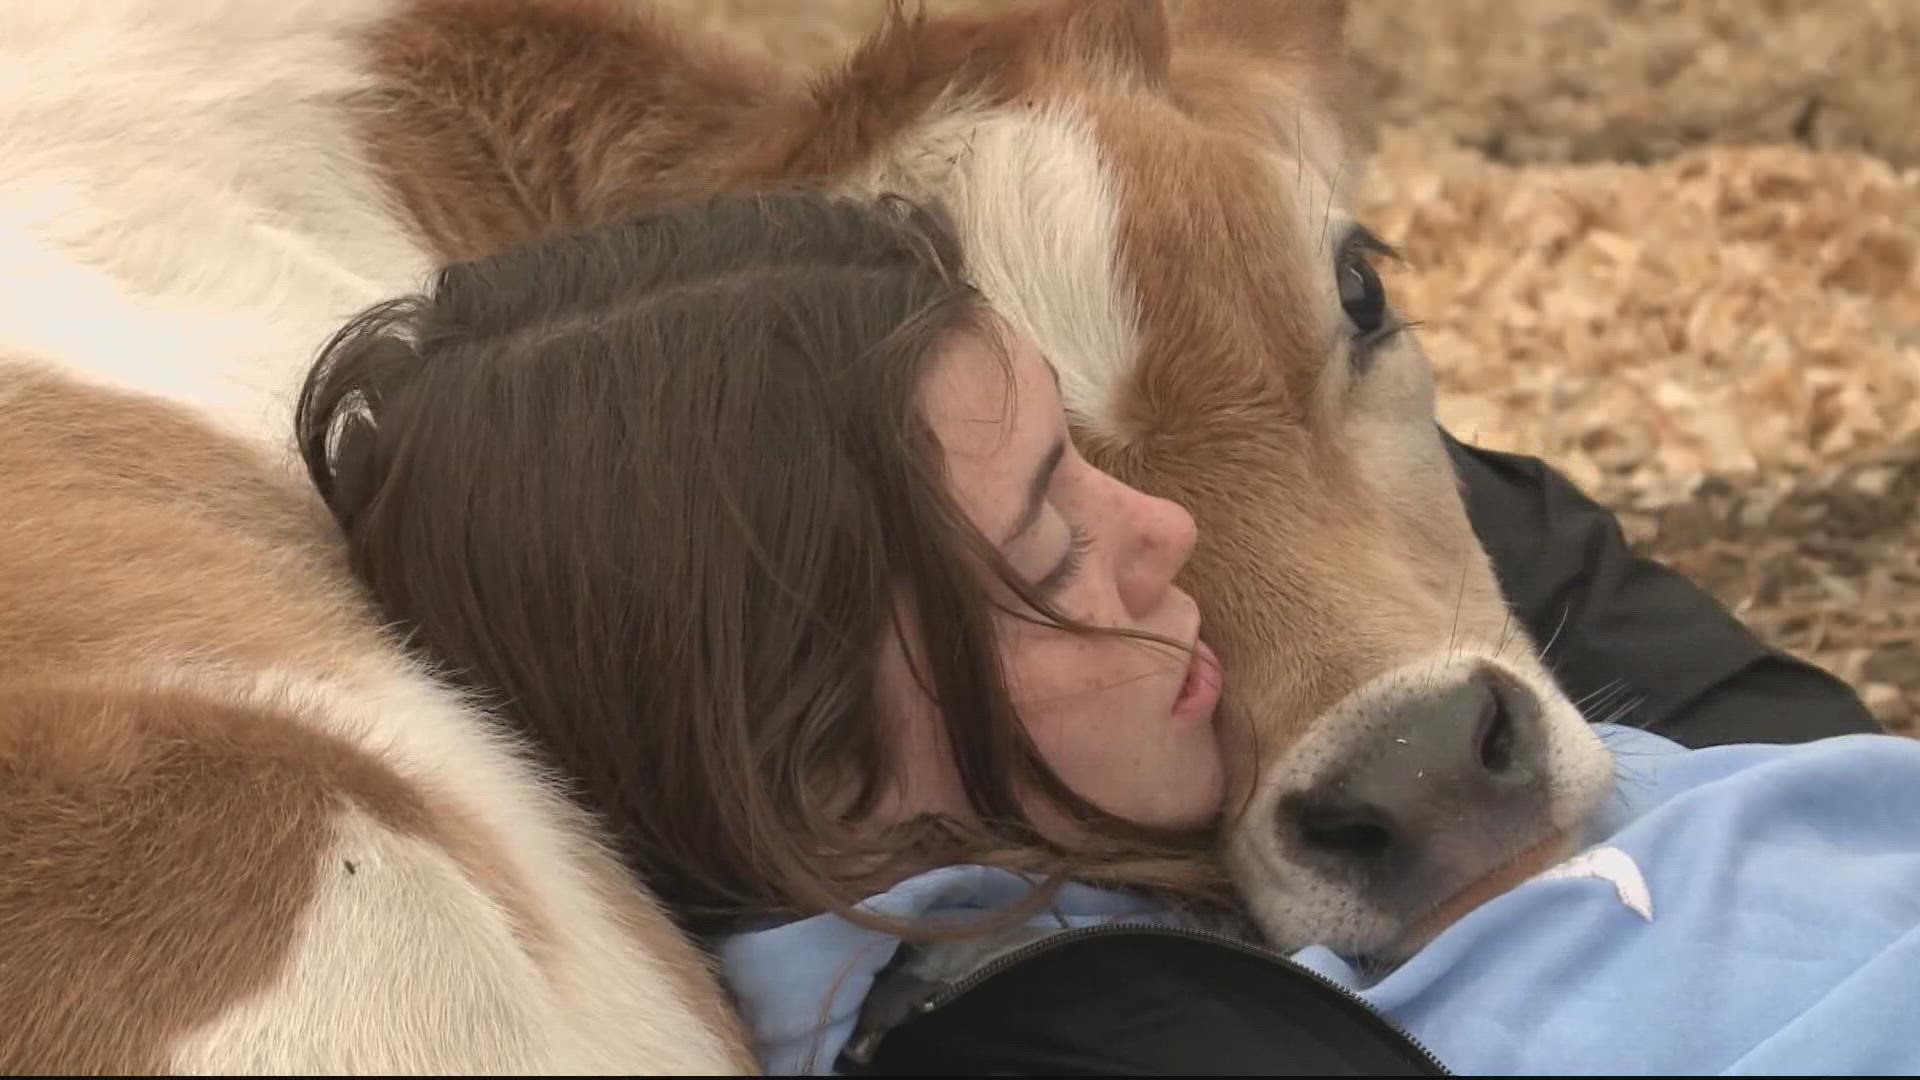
[878,325,1227,836]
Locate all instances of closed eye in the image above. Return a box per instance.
[1034,524,1093,596]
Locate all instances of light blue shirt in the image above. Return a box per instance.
[719,724,1920,1075]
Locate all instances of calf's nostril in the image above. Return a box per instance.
[1475,685,1515,775]
[1284,796,1396,860]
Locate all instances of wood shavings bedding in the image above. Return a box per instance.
[1358,130,1920,506]
[1347,0,1920,169]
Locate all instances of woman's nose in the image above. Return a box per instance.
[1115,485,1198,617]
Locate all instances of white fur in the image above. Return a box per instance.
[842,100,1142,439]
[0,0,434,462]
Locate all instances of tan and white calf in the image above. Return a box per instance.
[0,0,1615,1070]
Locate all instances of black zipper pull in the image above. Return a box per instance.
[837,955,945,1069]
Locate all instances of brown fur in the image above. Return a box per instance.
[355,0,789,261]
[358,0,1187,255]
[739,0,1174,181]
[0,365,371,681]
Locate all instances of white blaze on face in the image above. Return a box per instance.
[842,96,1144,441]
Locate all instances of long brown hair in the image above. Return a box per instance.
[295,189,1229,937]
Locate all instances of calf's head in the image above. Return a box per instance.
[769,0,1619,960]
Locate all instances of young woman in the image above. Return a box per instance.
[295,189,1894,1076]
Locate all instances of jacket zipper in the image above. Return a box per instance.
[869,920,1453,1074]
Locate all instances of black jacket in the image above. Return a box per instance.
[840,433,1883,1076]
